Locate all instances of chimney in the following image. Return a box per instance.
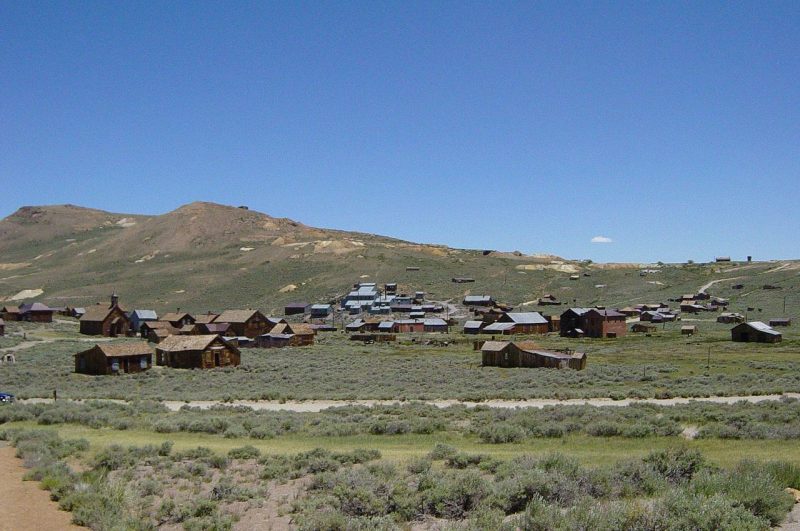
[110,292,119,308]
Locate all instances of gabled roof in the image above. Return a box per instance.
[1,306,20,314]
[484,322,516,332]
[130,309,158,320]
[216,309,265,323]
[464,320,483,329]
[80,305,123,322]
[202,322,231,334]
[142,320,177,330]
[378,321,394,330]
[481,340,510,352]
[423,318,447,326]
[738,321,781,336]
[88,342,153,358]
[161,312,193,323]
[562,307,592,317]
[287,323,315,335]
[502,312,548,324]
[19,302,54,313]
[464,295,493,303]
[156,334,231,352]
[310,304,331,310]
[193,313,219,324]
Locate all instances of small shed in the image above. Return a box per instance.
[681,325,699,336]
[731,322,782,343]
[631,323,657,333]
[310,304,332,318]
[74,343,153,375]
[463,320,483,334]
[1,306,21,321]
[718,313,745,324]
[463,295,494,307]
[256,333,294,348]
[18,303,54,323]
[423,318,448,332]
[156,334,241,368]
[769,318,791,327]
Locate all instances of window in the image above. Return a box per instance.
[140,357,148,369]
[110,358,119,372]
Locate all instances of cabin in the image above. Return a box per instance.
[160,312,196,329]
[480,340,586,370]
[537,294,561,306]
[423,318,448,332]
[256,333,294,348]
[463,295,493,307]
[74,343,153,375]
[18,303,54,323]
[463,320,483,334]
[156,334,240,368]
[559,308,592,336]
[769,318,791,327]
[731,322,782,343]
[215,309,269,338]
[79,297,131,337]
[1,306,21,321]
[285,323,316,346]
[495,312,549,334]
[631,323,657,333]
[129,310,158,336]
[310,304,332,318]
[584,309,627,338]
[718,313,745,324]
[680,303,706,314]
[141,321,179,342]
[284,302,310,316]
[681,325,699,336]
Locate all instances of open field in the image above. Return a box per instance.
[2,319,799,402]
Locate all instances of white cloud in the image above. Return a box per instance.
[591,236,613,244]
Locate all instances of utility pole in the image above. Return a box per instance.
[706,346,711,374]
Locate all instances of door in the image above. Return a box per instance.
[214,351,221,367]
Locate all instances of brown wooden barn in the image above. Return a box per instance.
[1,306,21,321]
[285,323,316,345]
[74,343,153,375]
[493,312,549,334]
[156,334,240,368]
[559,308,592,336]
[631,323,657,333]
[215,309,270,338]
[18,303,54,323]
[79,304,131,337]
[731,322,782,343]
[480,340,586,370]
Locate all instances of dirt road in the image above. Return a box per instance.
[0,443,85,531]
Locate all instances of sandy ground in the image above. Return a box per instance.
[20,393,800,412]
[0,443,86,531]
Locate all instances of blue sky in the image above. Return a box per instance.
[1,1,798,263]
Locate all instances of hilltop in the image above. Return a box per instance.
[0,202,798,317]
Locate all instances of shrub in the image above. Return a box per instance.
[227,445,261,460]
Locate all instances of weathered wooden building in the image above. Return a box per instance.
[156,334,240,368]
[463,295,494,307]
[215,309,270,338]
[18,303,54,323]
[731,322,782,343]
[79,303,131,337]
[681,325,698,336]
[559,308,591,337]
[141,321,179,342]
[160,312,196,329]
[480,340,586,370]
[284,302,310,316]
[769,318,791,327]
[463,320,484,334]
[1,306,21,321]
[718,313,745,324]
[74,343,153,375]
[494,312,549,334]
[631,323,657,333]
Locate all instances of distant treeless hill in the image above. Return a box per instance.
[0,202,797,317]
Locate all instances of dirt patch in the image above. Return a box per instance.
[0,444,86,531]
[233,477,311,531]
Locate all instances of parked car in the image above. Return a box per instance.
[0,392,15,403]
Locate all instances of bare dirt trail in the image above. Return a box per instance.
[20,393,800,412]
[0,443,86,531]
[698,276,743,294]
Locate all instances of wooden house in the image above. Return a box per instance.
[1,306,21,321]
[631,323,657,333]
[256,333,294,348]
[583,309,627,338]
[74,343,153,375]
[128,310,158,336]
[769,318,791,327]
[393,319,425,333]
[463,320,483,334]
[310,304,332,318]
[215,309,269,338]
[18,303,54,323]
[156,334,240,368]
[463,295,494,307]
[79,299,131,337]
[284,302,310,316]
[495,312,549,334]
[160,312,196,329]
[537,294,561,306]
[141,321,179,342]
[285,323,316,346]
[731,322,782,343]
[480,340,586,370]
[718,313,745,324]
[422,318,448,332]
[681,325,699,336]
[559,308,592,337]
